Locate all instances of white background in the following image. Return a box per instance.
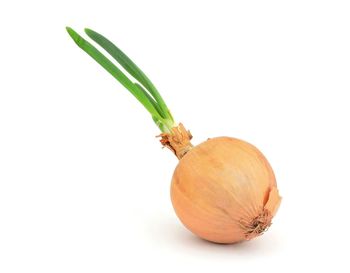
[1,0,349,272]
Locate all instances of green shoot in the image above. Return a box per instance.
[66,27,175,132]
[84,28,174,122]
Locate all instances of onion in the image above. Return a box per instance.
[160,124,281,243]
[67,27,282,244]
[170,135,281,243]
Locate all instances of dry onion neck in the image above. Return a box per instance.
[158,123,193,159]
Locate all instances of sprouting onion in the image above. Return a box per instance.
[66,27,282,244]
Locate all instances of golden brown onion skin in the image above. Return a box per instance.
[171,137,281,244]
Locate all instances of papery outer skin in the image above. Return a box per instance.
[171,137,281,244]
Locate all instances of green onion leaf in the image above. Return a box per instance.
[134,83,166,119]
[66,27,162,121]
[84,28,173,121]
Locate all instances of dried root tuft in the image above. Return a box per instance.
[240,209,272,240]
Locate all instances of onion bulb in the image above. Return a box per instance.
[169,132,281,243]
[67,27,282,244]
